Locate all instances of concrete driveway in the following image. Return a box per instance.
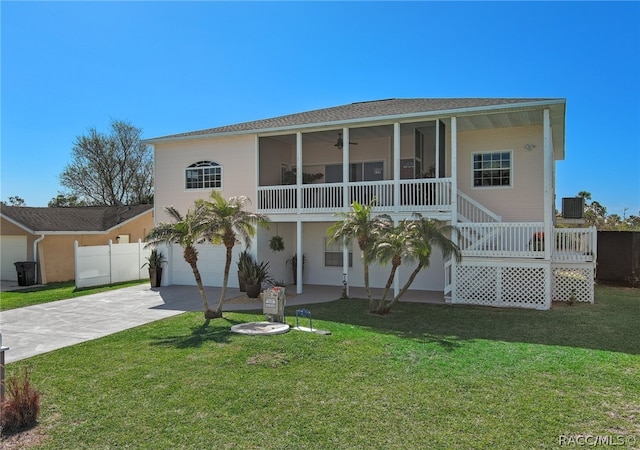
[0,284,259,363]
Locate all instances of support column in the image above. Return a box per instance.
[342,128,350,294]
[393,123,400,213]
[435,119,440,178]
[296,220,303,294]
[450,117,458,227]
[343,238,350,297]
[543,109,552,261]
[342,127,350,210]
[543,109,553,308]
[450,117,458,303]
[296,132,302,214]
[393,217,400,298]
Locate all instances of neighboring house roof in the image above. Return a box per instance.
[0,204,153,234]
[146,97,565,143]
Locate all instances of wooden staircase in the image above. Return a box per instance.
[444,192,501,299]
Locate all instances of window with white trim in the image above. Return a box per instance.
[324,237,353,267]
[185,161,222,190]
[472,151,512,187]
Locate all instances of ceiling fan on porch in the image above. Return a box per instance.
[334,133,358,150]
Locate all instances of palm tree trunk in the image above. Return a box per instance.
[190,262,210,312]
[386,262,424,310]
[377,264,399,310]
[214,244,234,313]
[364,262,375,309]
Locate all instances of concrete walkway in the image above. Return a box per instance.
[0,283,444,363]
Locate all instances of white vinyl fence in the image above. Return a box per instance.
[75,240,151,289]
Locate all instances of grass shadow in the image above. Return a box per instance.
[287,286,640,355]
[151,317,241,349]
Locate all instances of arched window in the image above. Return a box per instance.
[185,161,222,190]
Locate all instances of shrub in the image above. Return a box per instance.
[1,368,41,434]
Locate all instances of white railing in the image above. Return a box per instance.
[553,227,597,262]
[458,222,545,258]
[399,178,452,211]
[258,178,453,214]
[457,191,501,223]
[258,185,297,212]
[349,180,395,210]
[301,183,345,212]
[457,223,598,262]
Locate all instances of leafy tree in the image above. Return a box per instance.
[60,120,153,206]
[144,203,216,319]
[575,191,639,230]
[48,193,88,207]
[327,199,389,310]
[1,196,26,206]
[197,191,269,317]
[577,191,592,201]
[626,215,640,230]
[374,214,461,314]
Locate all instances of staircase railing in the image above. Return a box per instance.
[457,191,501,223]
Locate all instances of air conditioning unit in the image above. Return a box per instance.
[562,197,585,219]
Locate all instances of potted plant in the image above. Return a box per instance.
[244,260,273,298]
[236,250,254,292]
[286,253,306,285]
[269,235,285,252]
[142,249,167,287]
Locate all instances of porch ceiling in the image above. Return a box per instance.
[260,106,565,158]
[455,109,543,131]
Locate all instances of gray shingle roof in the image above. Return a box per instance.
[147,97,560,142]
[1,204,153,233]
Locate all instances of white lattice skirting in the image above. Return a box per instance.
[552,264,595,304]
[454,261,550,309]
[453,261,596,309]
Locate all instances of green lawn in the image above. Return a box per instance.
[3,285,639,449]
[0,280,148,311]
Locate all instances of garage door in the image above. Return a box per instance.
[1,235,28,281]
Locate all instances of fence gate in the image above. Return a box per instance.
[74,239,150,288]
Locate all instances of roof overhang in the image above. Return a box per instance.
[0,208,153,235]
[144,99,566,148]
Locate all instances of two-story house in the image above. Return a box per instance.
[146,98,596,310]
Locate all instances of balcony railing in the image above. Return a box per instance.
[457,223,596,261]
[458,222,546,258]
[257,178,453,214]
[553,227,597,262]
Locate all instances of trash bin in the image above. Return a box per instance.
[14,261,37,286]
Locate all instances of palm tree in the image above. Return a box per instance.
[327,199,388,310]
[197,191,269,316]
[144,203,216,319]
[376,214,462,314]
[372,218,409,311]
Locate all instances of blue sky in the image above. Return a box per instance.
[2,1,639,217]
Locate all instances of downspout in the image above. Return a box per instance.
[33,234,45,284]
